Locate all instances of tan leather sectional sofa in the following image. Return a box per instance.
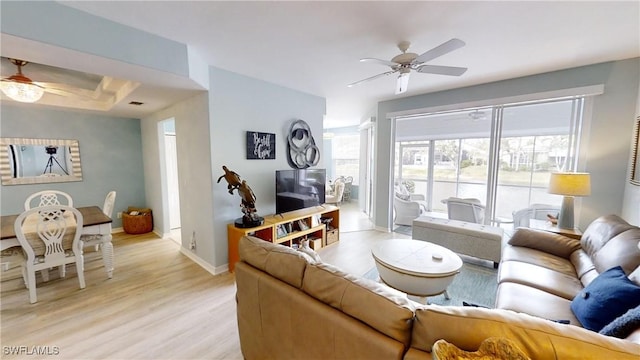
[235,216,640,359]
[496,214,640,331]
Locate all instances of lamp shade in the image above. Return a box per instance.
[548,172,591,196]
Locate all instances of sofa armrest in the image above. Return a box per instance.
[508,228,581,259]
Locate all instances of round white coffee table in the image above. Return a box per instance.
[372,239,463,300]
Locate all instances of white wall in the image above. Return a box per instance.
[141,92,215,264]
[374,58,640,231]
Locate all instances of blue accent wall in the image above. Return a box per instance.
[0,105,146,228]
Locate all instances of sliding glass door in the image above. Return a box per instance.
[395,142,430,202]
[494,100,580,218]
[394,97,584,223]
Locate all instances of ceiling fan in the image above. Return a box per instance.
[0,58,96,103]
[348,38,468,95]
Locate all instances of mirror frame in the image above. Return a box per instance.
[0,137,83,185]
[631,117,640,186]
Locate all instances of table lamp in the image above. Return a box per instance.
[548,172,591,230]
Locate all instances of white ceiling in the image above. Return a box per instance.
[3,1,639,128]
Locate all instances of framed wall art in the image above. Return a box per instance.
[246,131,275,160]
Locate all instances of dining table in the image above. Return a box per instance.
[1,206,114,278]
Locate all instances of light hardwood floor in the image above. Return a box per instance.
[1,226,407,359]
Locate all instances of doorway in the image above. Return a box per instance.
[160,119,181,243]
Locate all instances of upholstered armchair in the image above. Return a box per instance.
[442,197,485,224]
[512,204,560,228]
[393,196,428,226]
[393,182,428,226]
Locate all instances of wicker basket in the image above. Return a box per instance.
[122,207,153,234]
[326,228,339,245]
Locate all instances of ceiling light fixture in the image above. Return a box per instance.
[468,110,487,121]
[0,59,44,103]
[395,70,411,94]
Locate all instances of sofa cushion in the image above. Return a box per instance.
[581,215,636,258]
[501,245,577,277]
[410,305,640,359]
[302,262,416,347]
[238,235,313,289]
[508,228,581,258]
[498,261,583,300]
[593,228,640,275]
[571,266,640,332]
[495,282,580,325]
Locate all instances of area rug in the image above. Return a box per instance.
[363,262,498,307]
[393,225,412,236]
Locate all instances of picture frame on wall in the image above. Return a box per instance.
[246,131,276,160]
[631,117,640,186]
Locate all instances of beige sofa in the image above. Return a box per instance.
[235,232,640,359]
[496,214,640,334]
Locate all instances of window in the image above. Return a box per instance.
[330,133,360,185]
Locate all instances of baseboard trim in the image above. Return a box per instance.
[374,225,392,233]
[179,248,229,275]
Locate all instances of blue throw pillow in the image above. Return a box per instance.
[571,266,640,332]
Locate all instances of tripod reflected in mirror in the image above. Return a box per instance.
[43,146,69,175]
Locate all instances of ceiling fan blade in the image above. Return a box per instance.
[42,87,80,97]
[414,38,465,64]
[360,58,399,68]
[37,82,99,99]
[395,72,410,95]
[416,64,468,76]
[348,70,397,87]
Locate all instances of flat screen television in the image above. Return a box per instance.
[275,168,326,214]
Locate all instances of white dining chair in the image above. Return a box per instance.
[14,205,86,303]
[325,180,345,205]
[80,191,116,251]
[24,190,73,210]
[20,190,74,281]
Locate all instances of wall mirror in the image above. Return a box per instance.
[631,117,640,186]
[0,138,83,185]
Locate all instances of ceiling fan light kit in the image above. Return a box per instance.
[349,38,468,95]
[1,59,45,103]
[0,59,44,103]
[396,71,411,94]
